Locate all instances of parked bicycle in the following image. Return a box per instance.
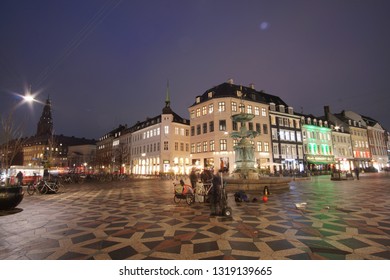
[27,179,62,195]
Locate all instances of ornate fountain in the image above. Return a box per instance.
[230,105,258,179]
[224,94,291,192]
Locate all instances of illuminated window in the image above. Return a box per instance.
[231,102,237,112]
[218,102,226,112]
[210,140,215,152]
[257,141,262,152]
[208,104,214,114]
[220,139,227,151]
[203,141,208,152]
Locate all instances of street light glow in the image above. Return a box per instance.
[23,94,35,103]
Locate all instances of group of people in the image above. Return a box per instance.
[180,168,224,215]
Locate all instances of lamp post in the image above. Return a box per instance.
[0,88,40,210]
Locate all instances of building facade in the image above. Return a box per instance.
[298,114,334,171]
[330,126,354,171]
[188,79,296,173]
[23,97,96,169]
[361,115,387,170]
[96,87,191,175]
[269,103,304,173]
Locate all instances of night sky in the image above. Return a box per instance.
[1,0,389,139]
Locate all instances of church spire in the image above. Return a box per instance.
[36,97,53,136]
[162,80,173,114]
[165,80,171,108]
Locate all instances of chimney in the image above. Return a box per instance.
[249,83,255,89]
[227,78,234,84]
[324,105,330,119]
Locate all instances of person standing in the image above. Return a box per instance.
[189,168,198,190]
[210,171,222,216]
[16,171,23,186]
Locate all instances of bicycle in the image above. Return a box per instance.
[27,180,45,195]
[27,179,61,195]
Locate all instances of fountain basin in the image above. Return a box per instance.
[225,176,291,192]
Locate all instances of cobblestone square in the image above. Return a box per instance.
[1,173,389,260]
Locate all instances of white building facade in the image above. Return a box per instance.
[188,80,292,173]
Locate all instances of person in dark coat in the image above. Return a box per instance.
[210,171,222,215]
[16,171,23,186]
[189,168,198,190]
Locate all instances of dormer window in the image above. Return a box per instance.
[269,103,276,111]
[208,91,213,98]
[236,91,242,98]
[196,96,201,103]
[279,105,285,113]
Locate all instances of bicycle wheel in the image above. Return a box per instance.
[56,182,63,193]
[27,184,35,195]
[186,194,195,205]
[174,194,181,204]
[53,184,59,193]
[40,185,48,194]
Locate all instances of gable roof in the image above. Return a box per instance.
[190,82,289,107]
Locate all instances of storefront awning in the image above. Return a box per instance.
[306,156,335,165]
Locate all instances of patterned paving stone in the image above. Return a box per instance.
[108,245,137,260]
[338,238,371,250]
[82,240,120,250]
[193,241,219,254]
[229,241,259,252]
[266,239,295,251]
[0,174,389,260]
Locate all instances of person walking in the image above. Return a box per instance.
[354,167,360,180]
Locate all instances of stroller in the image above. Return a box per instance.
[173,180,195,205]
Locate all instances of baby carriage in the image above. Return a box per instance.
[173,179,195,205]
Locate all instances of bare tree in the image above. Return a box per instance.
[0,110,26,186]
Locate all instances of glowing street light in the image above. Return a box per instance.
[23,94,35,103]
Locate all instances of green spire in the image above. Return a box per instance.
[162,80,173,114]
[165,80,170,107]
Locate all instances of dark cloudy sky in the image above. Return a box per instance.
[1,0,389,139]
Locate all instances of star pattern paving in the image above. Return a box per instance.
[0,174,389,260]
